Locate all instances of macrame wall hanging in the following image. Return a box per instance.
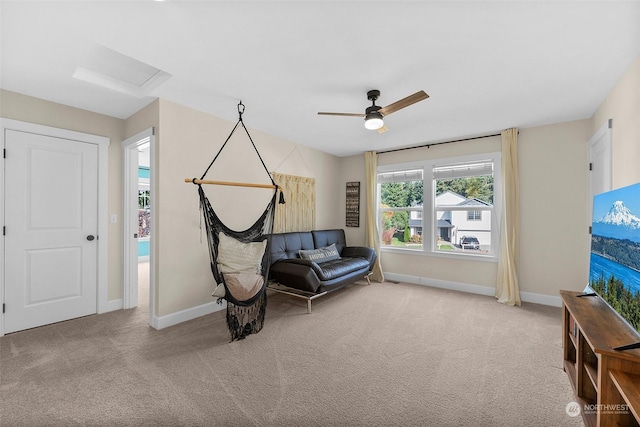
[186,102,284,341]
[271,172,316,233]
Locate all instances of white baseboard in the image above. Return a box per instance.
[103,298,123,313]
[519,291,562,307]
[151,300,226,330]
[383,272,562,307]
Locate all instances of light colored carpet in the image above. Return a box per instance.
[1,265,583,426]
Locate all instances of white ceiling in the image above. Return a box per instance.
[2,1,639,157]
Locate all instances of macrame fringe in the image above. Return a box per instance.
[226,292,267,341]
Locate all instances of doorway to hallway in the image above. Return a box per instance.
[122,128,155,326]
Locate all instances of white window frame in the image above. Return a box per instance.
[377,167,424,249]
[377,152,502,260]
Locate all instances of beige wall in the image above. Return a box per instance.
[0,91,343,320]
[339,154,367,247]
[125,99,160,140]
[2,52,636,317]
[591,54,640,188]
[518,120,591,295]
[154,99,342,316]
[339,121,593,299]
[0,90,126,301]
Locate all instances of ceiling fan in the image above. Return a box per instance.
[318,89,429,133]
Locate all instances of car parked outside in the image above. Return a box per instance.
[460,236,480,250]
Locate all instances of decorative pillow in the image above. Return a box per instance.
[223,273,264,301]
[217,232,267,274]
[299,243,340,263]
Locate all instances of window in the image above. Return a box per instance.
[467,210,482,221]
[377,153,501,258]
[378,169,424,250]
[138,189,151,238]
[138,189,150,210]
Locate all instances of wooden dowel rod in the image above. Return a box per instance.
[185,178,277,189]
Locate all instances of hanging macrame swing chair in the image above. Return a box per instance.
[186,102,284,341]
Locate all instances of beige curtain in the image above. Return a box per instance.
[364,151,385,282]
[496,128,521,306]
[272,172,315,233]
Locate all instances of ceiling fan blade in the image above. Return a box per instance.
[317,112,365,117]
[379,90,429,116]
[377,125,389,134]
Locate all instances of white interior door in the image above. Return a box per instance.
[4,129,98,333]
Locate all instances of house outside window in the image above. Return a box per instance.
[377,152,501,258]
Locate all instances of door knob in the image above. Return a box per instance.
[86,235,95,241]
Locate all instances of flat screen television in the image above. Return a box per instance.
[585,182,640,350]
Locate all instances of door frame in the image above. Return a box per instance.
[0,118,109,336]
[121,128,155,325]
[588,119,613,224]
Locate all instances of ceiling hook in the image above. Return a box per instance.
[237,101,245,120]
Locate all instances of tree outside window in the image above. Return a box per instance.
[378,170,423,250]
[138,189,150,238]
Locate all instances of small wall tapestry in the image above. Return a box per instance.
[272,172,316,233]
[345,181,360,227]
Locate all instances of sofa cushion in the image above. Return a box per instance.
[299,243,340,263]
[312,229,346,254]
[270,232,314,263]
[313,257,371,281]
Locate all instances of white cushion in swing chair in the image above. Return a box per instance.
[212,274,264,301]
[214,232,266,301]
[217,232,267,274]
[222,273,264,301]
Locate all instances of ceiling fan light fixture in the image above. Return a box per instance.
[318,89,428,133]
[364,108,384,130]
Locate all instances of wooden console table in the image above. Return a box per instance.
[561,290,640,427]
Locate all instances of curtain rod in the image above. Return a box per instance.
[377,132,502,155]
